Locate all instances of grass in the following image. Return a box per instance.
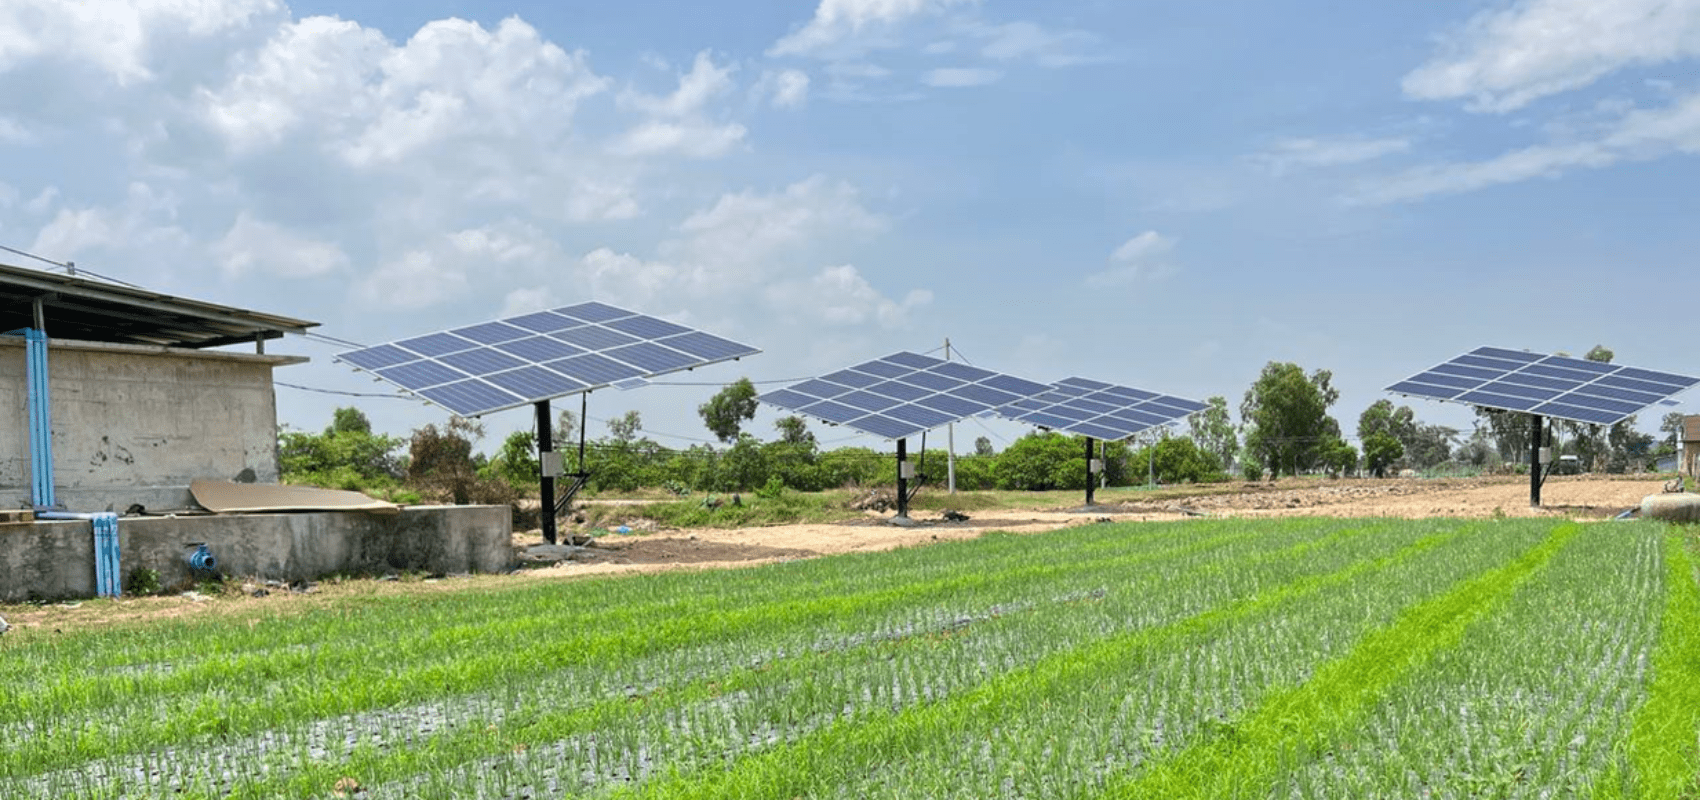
[0,517,1693,799]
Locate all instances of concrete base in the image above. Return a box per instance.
[0,505,513,602]
[887,514,918,528]
[1641,493,1700,524]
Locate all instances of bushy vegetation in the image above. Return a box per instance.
[2,518,1691,797]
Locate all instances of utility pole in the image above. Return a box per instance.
[945,338,957,493]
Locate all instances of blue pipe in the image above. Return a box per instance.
[35,511,122,597]
[23,329,54,508]
[187,543,217,572]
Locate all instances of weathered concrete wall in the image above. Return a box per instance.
[1,338,303,512]
[0,506,513,602]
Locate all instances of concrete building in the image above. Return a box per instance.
[1,263,514,600]
[1684,415,1700,477]
[1,262,314,512]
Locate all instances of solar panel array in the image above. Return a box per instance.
[759,351,1051,440]
[336,302,759,417]
[1387,346,1699,425]
[998,377,1209,441]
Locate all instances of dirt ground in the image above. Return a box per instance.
[1,475,1674,633]
[523,474,1670,579]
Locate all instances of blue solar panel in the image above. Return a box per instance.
[417,380,522,417]
[866,380,931,402]
[801,400,868,425]
[486,366,585,398]
[544,353,644,385]
[552,325,639,351]
[497,336,584,363]
[441,348,526,374]
[506,311,583,333]
[658,331,758,362]
[758,351,1053,440]
[451,321,530,345]
[396,332,477,358]
[377,360,466,390]
[993,377,1205,440]
[339,344,415,370]
[337,302,759,416]
[1388,347,1699,425]
[853,358,914,379]
[984,374,1050,395]
[604,342,698,373]
[556,302,631,323]
[849,414,923,440]
[607,315,692,339]
[933,362,995,382]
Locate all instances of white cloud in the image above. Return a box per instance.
[215,212,349,278]
[765,265,932,327]
[612,51,746,158]
[673,175,885,267]
[1087,230,1178,286]
[1358,90,1700,203]
[754,69,812,109]
[0,0,281,85]
[771,0,979,57]
[498,286,558,317]
[610,120,748,159]
[30,183,190,263]
[0,116,32,144]
[1253,136,1412,175]
[1404,0,1700,112]
[621,51,736,118]
[201,15,609,164]
[922,67,1001,87]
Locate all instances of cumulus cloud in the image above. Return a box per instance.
[1087,231,1178,286]
[215,212,349,278]
[357,221,563,309]
[1403,0,1700,112]
[764,265,933,327]
[0,0,281,85]
[612,51,747,158]
[922,67,1001,87]
[770,0,979,57]
[967,20,1101,68]
[754,69,811,108]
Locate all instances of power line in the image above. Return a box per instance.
[0,244,146,289]
[276,381,414,400]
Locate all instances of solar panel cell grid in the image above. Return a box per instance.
[757,388,815,410]
[849,414,922,440]
[606,315,692,339]
[396,332,477,358]
[932,361,996,382]
[1544,355,1615,374]
[916,393,985,416]
[1615,368,1698,389]
[1521,363,1598,383]
[953,384,1024,407]
[887,351,944,369]
[885,403,957,428]
[866,380,931,402]
[853,359,914,379]
[1458,391,1540,412]
[555,302,631,323]
[339,344,415,370]
[1388,380,1464,399]
[837,390,901,413]
[1455,354,1521,371]
[338,301,759,416]
[451,322,530,345]
[1058,377,1113,391]
[376,360,466,390]
[1432,363,1504,382]
[799,400,866,424]
[1388,347,1699,426]
[441,348,527,374]
[1407,371,1482,390]
[900,370,966,392]
[1472,347,1542,362]
[819,368,882,389]
[1074,422,1129,441]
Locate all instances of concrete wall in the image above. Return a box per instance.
[1,338,304,512]
[0,506,513,602]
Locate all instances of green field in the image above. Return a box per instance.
[2,517,1697,798]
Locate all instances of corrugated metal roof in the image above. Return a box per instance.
[0,262,317,348]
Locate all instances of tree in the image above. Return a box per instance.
[1405,423,1460,469]
[1128,437,1225,484]
[1358,400,1415,476]
[974,436,995,457]
[1189,396,1237,472]
[1318,436,1358,478]
[698,378,759,444]
[774,415,815,446]
[1361,432,1404,478]
[484,430,540,487]
[607,410,642,443]
[1475,407,1532,463]
[407,417,486,504]
[1241,362,1341,480]
[330,406,373,436]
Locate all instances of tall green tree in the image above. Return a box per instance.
[1240,362,1341,480]
[774,415,815,446]
[1188,396,1238,472]
[1661,411,1687,452]
[607,410,642,444]
[699,378,759,444]
[974,436,996,457]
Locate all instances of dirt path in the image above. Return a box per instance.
[528,475,1670,579]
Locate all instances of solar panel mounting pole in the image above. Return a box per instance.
[1529,413,1543,508]
[944,338,956,494]
[537,399,557,544]
[1084,436,1097,506]
[895,437,910,522]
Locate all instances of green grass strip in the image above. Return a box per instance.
[1097,521,1581,799]
[1593,527,1700,800]
[609,524,1469,800]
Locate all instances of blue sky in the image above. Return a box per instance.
[1,0,1696,454]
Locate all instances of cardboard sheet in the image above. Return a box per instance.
[190,480,400,515]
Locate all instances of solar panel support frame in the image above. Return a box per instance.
[534,393,593,545]
[895,438,910,522]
